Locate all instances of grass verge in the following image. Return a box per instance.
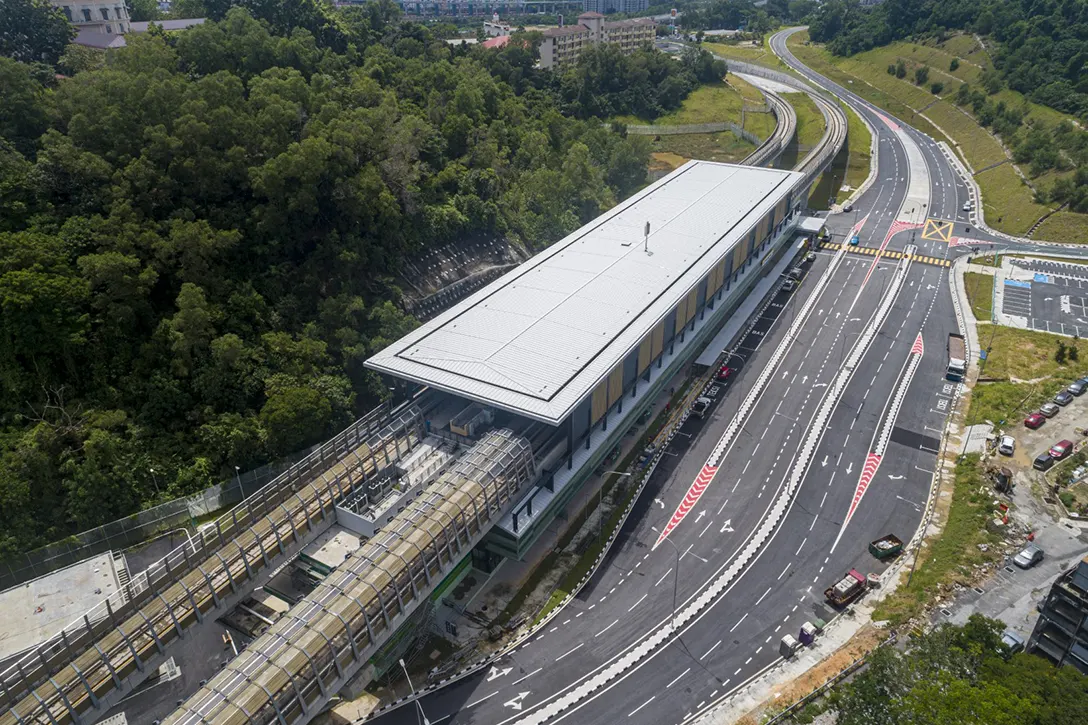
[871,455,1004,626]
[965,379,1062,426]
[964,272,994,322]
[839,100,872,202]
[975,325,1088,381]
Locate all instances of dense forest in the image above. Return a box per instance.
[809,0,1088,211]
[0,0,726,557]
[833,616,1088,724]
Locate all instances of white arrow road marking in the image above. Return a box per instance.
[845,462,854,475]
[887,474,905,480]
[487,666,513,682]
[821,455,829,467]
[696,510,706,522]
[719,519,734,533]
[654,498,664,509]
[504,692,531,711]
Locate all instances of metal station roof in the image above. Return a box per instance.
[367,161,803,425]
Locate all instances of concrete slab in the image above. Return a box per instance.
[300,526,362,573]
[0,552,120,663]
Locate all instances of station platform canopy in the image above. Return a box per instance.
[367,161,804,425]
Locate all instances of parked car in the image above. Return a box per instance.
[963,201,972,212]
[1024,413,1046,429]
[782,278,797,292]
[1069,380,1087,396]
[1013,544,1045,569]
[1055,391,1074,406]
[1040,402,1061,417]
[788,267,803,281]
[716,365,734,382]
[1050,439,1074,459]
[804,252,817,264]
[1001,629,1026,654]
[998,435,1016,456]
[843,203,854,213]
[1033,452,1054,471]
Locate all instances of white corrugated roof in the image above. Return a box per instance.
[367,161,803,424]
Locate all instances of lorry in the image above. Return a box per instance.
[946,333,967,381]
[824,569,868,607]
[868,534,904,560]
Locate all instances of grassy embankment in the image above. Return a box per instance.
[702,38,792,72]
[963,271,994,322]
[967,326,1088,426]
[619,74,778,172]
[876,322,1088,624]
[786,31,1088,244]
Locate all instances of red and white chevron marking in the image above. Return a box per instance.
[845,453,883,523]
[910,332,924,356]
[654,464,718,548]
[876,112,900,132]
[857,219,922,294]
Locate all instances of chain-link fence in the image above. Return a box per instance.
[623,120,763,147]
[0,440,323,591]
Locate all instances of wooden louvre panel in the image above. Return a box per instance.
[650,319,665,358]
[757,214,769,242]
[591,379,608,423]
[674,295,689,336]
[685,288,698,322]
[638,334,652,373]
[608,365,624,406]
[733,242,748,271]
[777,197,789,223]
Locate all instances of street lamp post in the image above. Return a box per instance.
[148,467,160,496]
[398,658,431,725]
[234,465,245,501]
[651,526,681,631]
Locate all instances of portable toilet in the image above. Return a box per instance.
[779,634,801,658]
[799,621,818,646]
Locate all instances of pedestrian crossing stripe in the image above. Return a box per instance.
[818,242,950,267]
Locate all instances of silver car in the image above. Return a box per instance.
[1013,544,1044,569]
[1040,402,1060,418]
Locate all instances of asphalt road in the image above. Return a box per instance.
[369,29,973,725]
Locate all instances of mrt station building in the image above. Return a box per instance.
[367,161,806,562]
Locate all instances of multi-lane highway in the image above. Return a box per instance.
[364,27,995,725]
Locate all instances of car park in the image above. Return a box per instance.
[1055,391,1074,406]
[998,435,1016,455]
[1033,452,1054,470]
[1040,402,1060,417]
[1013,544,1044,569]
[1050,439,1074,459]
[1024,413,1046,429]
[1069,380,1087,396]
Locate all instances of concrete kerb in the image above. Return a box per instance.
[514,253,907,724]
[361,278,787,719]
[835,98,880,212]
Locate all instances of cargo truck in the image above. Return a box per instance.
[947,333,966,381]
[824,569,868,607]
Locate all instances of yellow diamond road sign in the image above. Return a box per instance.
[921,219,954,243]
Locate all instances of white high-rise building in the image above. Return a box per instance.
[51,0,132,36]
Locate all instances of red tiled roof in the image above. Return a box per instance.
[482,35,511,49]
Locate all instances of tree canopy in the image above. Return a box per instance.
[835,616,1088,725]
[0,7,657,557]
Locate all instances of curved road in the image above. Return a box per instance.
[367,27,1047,725]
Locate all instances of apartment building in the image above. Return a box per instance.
[539,12,655,70]
[51,0,131,35]
[1027,554,1088,674]
[583,0,649,13]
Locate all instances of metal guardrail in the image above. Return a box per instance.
[0,403,425,724]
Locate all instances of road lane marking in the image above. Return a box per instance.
[629,696,655,717]
[468,691,499,708]
[656,568,673,586]
[595,619,619,637]
[729,613,749,632]
[556,643,584,661]
[795,537,807,555]
[512,668,542,686]
[666,668,690,688]
[755,586,772,605]
[778,563,791,580]
[700,640,722,660]
[629,594,647,612]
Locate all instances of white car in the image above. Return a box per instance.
[963,201,972,212]
[998,435,1015,456]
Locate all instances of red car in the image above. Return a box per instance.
[1024,413,1046,429]
[1050,439,1074,459]
[717,365,734,382]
